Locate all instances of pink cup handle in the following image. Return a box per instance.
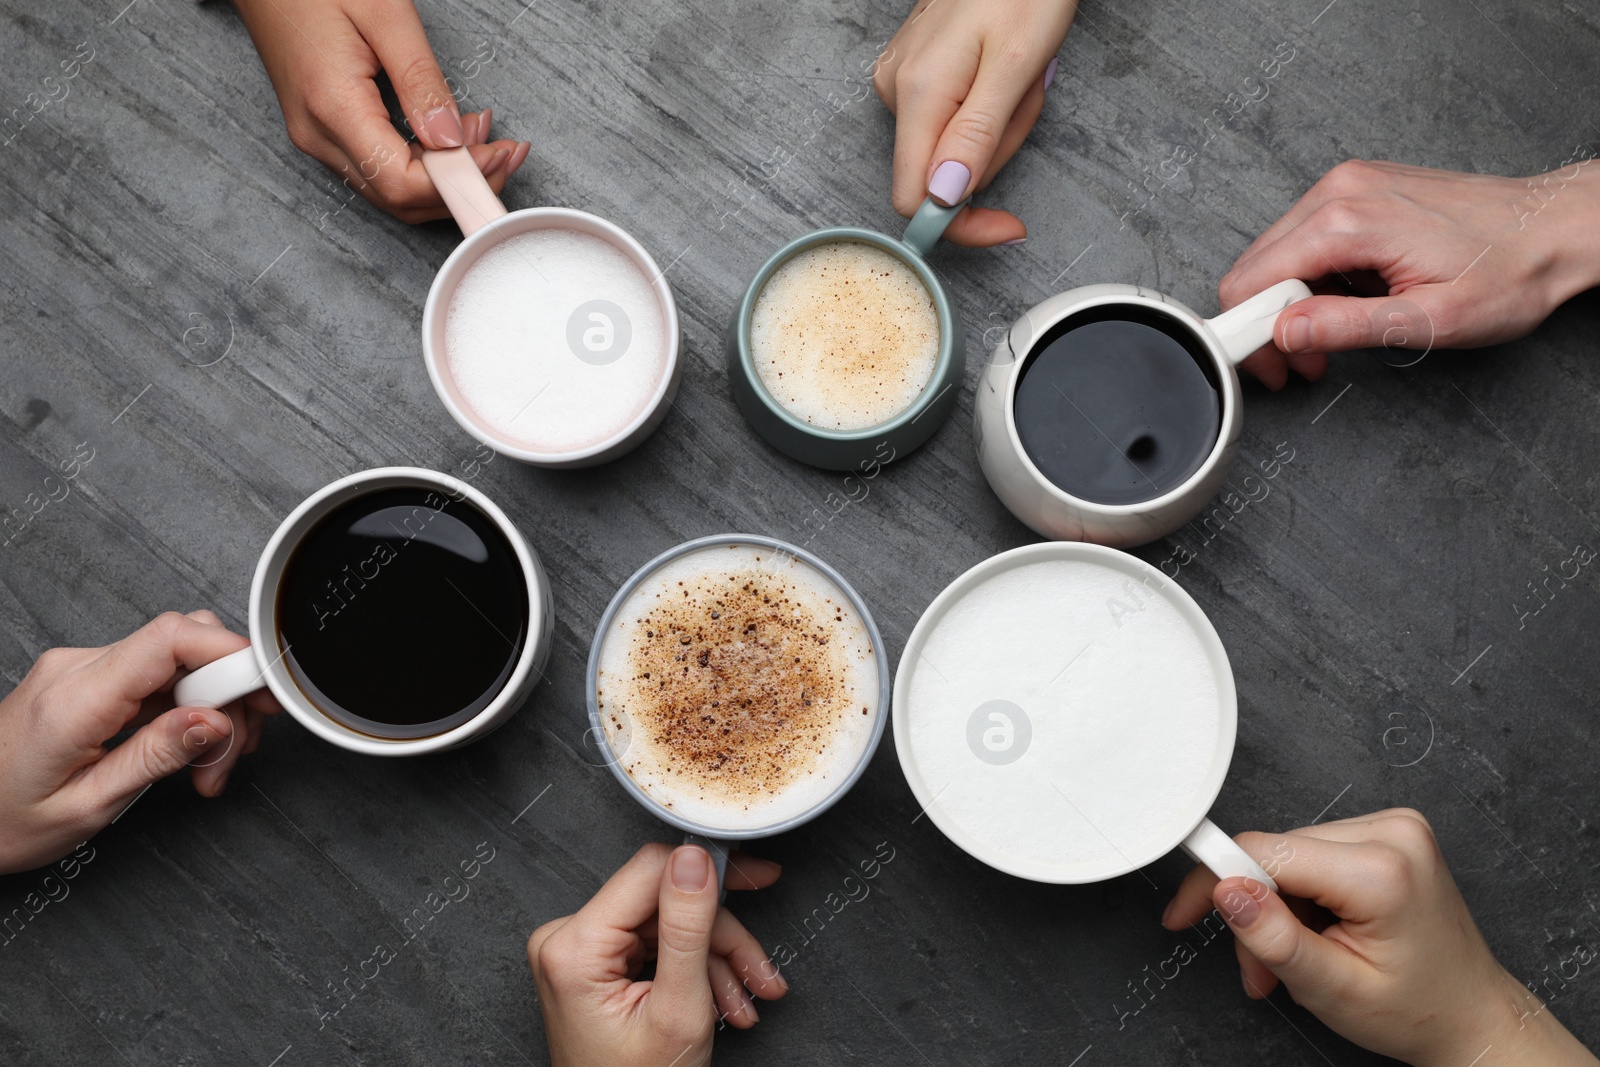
[422,147,509,238]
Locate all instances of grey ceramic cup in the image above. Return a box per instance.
[585,533,890,887]
[727,198,967,471]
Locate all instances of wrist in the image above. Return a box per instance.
[1526,156,1600,307]
[1416,968,1597,1067]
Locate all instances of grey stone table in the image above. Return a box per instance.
[3,0,1598,1062]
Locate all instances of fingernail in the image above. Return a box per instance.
[1001,237,1027,246]
[215,770,230,795]
[422,105,464,149]
[1160,898,1175,926]
[1281,314,1313,353]
[928,160,971,205]
[774,970,789,994]
[184,725,210,750]
[1241,972,1255,997]
[672,846,711,892]
[506,141,531,175]
[1221,880,1265,928]
[481,148,510,178]
[1044,56,1059,91]
[479,106,492,139]
[742,993,760,1023]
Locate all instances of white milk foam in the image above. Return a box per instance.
[751,241,940,431]
[596,543,880,833]
[904,559,1223,878]
[445,228,667,453]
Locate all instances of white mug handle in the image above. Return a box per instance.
[173,647,268,709]
[1203,279,1314,365]
[1180,817,1278,890]
[421,148,510,238]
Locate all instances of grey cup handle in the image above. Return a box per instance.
[683,834,730,902]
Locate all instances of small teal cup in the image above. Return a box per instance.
[727,197,967,471]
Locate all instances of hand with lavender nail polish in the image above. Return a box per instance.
[231,0,531,223]
[1163,809,1599,1066]
[872,0,1078,247]
[528,844,788,1067]
[0,612,282,874]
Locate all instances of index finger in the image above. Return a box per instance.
[89,612,251,709]
[889,39,979,216]
[1163,831,1384,930]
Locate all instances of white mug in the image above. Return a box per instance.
[893,541,1277,888]
[173,467,553,757]
[419,149,684,468]
[974,279,1311,548]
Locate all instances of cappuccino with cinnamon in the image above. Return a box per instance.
[594,543,880,832]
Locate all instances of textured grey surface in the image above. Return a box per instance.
[3,0,1599,1063]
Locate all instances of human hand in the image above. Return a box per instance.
[528,844,788,1067]
[0,611,281,875]
[233,0,529,224]
[1164,808,1599,1066]
[872,0,1078,246]
[1220,158,1600,388]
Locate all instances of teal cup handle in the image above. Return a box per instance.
[726,196,968,471]
[901,196,968,258]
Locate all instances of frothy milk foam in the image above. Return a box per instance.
[904,559,1223,878]
[751,241,940,432]
[597,544,879,832]
[446,228,667,454]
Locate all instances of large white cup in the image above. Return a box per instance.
[894,541,1276,888]
[975,279,1311,548]
[173,467,553,757]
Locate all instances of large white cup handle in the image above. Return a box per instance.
[1180,817,1278,890]
[1203,279,1314,365]
[174,647,268,709]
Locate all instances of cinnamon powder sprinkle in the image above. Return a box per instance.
[620,568,854,802]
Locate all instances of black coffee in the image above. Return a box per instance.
[276,486,528,739]
[1013,307,1221,505]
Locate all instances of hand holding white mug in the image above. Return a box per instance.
[233,0,530,223]
[0,611,280,874]
[1221,158,1600,388]
[1163,808,1599,1066]
[528,844,788,1067]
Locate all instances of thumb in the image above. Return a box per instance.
[361,7,463,150]
[1274,294,1439,357]
[75,707,233,815]
[646,846,719,1032]
[1214,878,1359,1004]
